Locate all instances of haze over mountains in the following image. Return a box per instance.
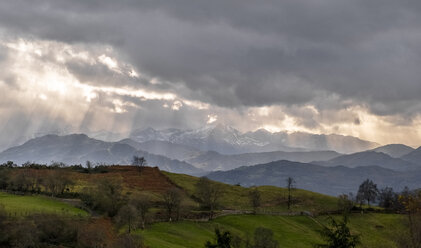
[313,151,420,172]
[370,144,415,158]
[0,134,202,175]
[0,124,420,196]
[207,160,421,196]
[186,150,341,171]
[401,147,421,164]
[129,124,378,154]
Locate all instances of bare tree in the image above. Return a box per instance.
[117,205,139,233]
[249,187,261,214]
[42,170,73,196]
[115,233,144,248]
[378,187,399,210]
[130,193,152,229]
[43,171,60,196]
[57,172,74,195]
[162,188,183,222]
[86,161,92,174]
[132,156,147,172]
[0,169,9,190]
[77,220,111,248]
[286,177,295,210]
[7,169,37,192]
[338,193,355,215]
[84,177,124,217]
[195,177,223,220]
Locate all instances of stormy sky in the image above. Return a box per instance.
[1,0,421,149]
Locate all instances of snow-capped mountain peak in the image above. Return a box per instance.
[129,125,378,154]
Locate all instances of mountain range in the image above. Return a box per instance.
[370,144,415,158]
[206,160,421,196]
[184,150,341,171]
[118,138,342,171]
[0,125,418,173]
[0,133,346,173]
[313,151,420,172]
[129,124,379,154]
[0,134,203,175]
[401,146,421,164]
[1,125,420,196]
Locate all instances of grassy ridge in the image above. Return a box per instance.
[343,214,407,248]
[140,214,405,248]
[161,172,405,248]
[0,168,408,248]
[0,192,88,217]
[164,172,338,213]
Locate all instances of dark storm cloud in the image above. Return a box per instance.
[1,0,421,116]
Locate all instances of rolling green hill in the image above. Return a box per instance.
[140,214,406,248]
[164,171,339,213]
[0,167,411,248]
[0,192,88,217]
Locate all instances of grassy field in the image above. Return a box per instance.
[3,167,339,214]
[0,168,410,248]
[0,192,88,217]
[164,172,339,213]
[140,213,406,248]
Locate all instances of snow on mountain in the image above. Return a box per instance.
[0,134,203,174]
[129,124,378,154]
[130,127,181,143]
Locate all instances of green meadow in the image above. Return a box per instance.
[140,213,406,248]
[0,169,411,248]
[0,192,88,217]
[164,172,339,213]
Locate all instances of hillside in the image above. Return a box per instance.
[186,150,341,171]
[0,133,344,174]
[1,165,338,213]
[0,192,88,217]
[314,151,420,172]
[371,144,415,158]
[120,138,342,171]
[206,160,421,196]
[164,171,338,213]
[140,214,405,248]
[0,165,412,248]
[401,146,421,164]
[70,166,183,193]
[0,134,202,174]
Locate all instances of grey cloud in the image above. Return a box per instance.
[0,0,421,117]
[0,97,76,151]
[64,60,148,89]
[76,91,210,132]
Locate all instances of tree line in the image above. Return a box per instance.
[0,165,74,197]
[2,158,421,248]
[337,178,414,213]
[0,206,145,248]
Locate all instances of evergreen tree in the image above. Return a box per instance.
[316,216,360,248]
